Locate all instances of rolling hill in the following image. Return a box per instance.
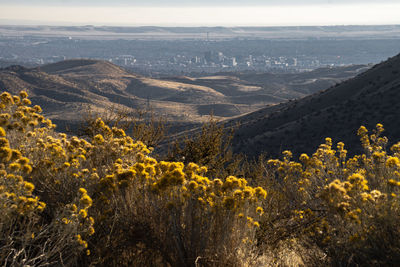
[0,59,366,133]
[230,53,400,158]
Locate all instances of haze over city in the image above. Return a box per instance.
[1,0,400,26]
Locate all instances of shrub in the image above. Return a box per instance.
[0,91,265,266]
[167,118,243,179]
[4,89,400,266]
[81,103,166,148]
[0,91,94,265]
[264,124,400,265]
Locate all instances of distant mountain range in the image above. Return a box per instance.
[2,25,400,40]
[0,59,366,133]
[230,53,400,158]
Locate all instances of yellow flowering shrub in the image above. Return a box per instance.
[6,89,400,266]
[0,91,98,265]
[88,139,266,266]
[0,91,266,266]
[264,124,400,265]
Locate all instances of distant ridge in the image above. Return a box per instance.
[231,53,400,158]
[40,59,129,76]
[2,25,400,40]
[40,59,97,73]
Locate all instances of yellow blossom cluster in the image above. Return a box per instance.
[59,188,95,256]
[265,123,400,264]
[0,105,45,218]
[0,91,99,264]
[98,154,266,228]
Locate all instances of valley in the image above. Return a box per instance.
[0,59,367,135]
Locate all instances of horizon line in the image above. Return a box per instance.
[1,22,400,28]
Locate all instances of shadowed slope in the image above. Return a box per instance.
[231,54,400,157]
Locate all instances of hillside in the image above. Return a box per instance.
[0,59,366,132]
[0,60,227,130]
[231,53,400,158]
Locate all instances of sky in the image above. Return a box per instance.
[1,0,400,26]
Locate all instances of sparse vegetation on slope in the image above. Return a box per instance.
[3,90,400,266]
[232,53,400,158]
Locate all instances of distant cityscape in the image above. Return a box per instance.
[1,25,400,76]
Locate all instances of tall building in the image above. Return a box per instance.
[204,51,212,64]
[232,57,237,67]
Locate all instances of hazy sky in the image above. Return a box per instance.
[1,0,400,26]
[1,0,399,6]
